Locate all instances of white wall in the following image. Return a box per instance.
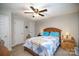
[24,18,35,37]
[0,11,12,51]
[0,9,36,50]
[35,12,79,46]
[12,13,35,46]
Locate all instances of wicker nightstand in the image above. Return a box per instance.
[61,37,75,52]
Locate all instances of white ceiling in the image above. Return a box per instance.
[0,3,79,20]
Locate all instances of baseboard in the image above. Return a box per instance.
[12,43,24,48]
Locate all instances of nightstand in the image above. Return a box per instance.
[61,37,76,52]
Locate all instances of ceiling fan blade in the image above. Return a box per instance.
[24,12,33,13]
[39,14,44,16]
[30,6,35,12]
[39,9,47,12]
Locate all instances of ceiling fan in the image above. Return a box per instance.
[24,6,47,17]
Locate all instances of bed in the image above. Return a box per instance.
[23,28,61,56]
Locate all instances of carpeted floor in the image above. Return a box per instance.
[11,44,75,56]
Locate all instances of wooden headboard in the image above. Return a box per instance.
[43,27,62,41]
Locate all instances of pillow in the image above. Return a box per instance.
[50,32,59,37]
[41,32,49,36]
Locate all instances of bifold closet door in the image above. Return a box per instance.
[0,15,11,50]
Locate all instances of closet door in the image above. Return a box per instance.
[0,15,10,50]
[13,19,24,46]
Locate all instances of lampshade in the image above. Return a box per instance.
[65,32,70,36]
[63,32,72,39]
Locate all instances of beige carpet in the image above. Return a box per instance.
[11,44,75,56]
